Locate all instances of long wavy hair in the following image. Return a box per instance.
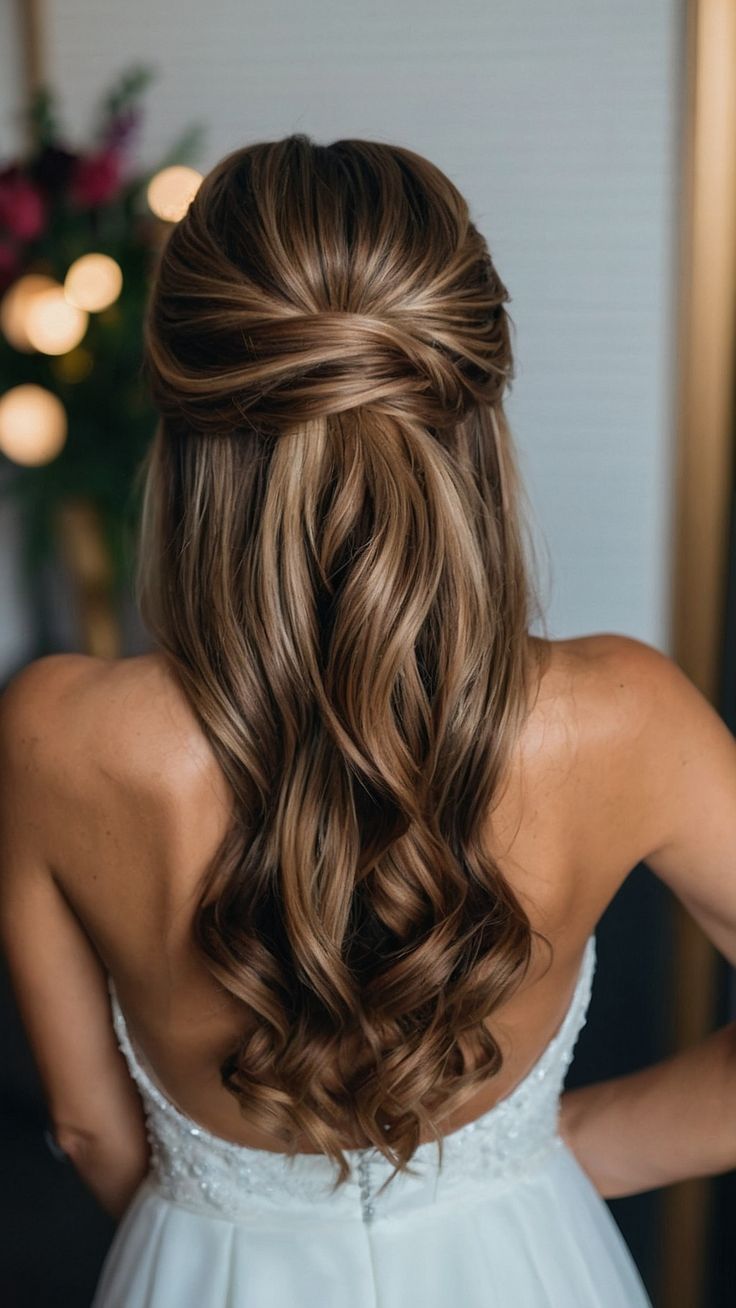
[135,133,551,1192]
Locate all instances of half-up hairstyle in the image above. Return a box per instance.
[136,133,551,1192]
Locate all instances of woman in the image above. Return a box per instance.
[1,134,735,1307]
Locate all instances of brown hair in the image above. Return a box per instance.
[136,133,551,1192]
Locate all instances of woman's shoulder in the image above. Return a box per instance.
[523,629,677,760]
[0,635,696,932]
[527,629,695,774]
[516,630,694,918]
[530,628,675,697]
[535,630,697,782]
[1,633,680,778]
[0,650,209,798]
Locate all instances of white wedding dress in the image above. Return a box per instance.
[91,933,652,1306]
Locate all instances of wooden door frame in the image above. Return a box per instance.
[18,0,45,146]
[662,0,736,1304]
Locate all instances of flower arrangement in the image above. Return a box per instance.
[0,66,204,650]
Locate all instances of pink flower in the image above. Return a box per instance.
[69,147,123,208]
[0,168,47,241]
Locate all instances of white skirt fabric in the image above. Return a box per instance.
[92,1137,651,1307]
[92,933,653,1306]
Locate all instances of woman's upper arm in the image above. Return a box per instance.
[606,634,736,964]
[0,656,148,1158]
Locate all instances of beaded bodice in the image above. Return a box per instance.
[108,934,596,1225]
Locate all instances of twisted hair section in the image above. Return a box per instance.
[136,133,550,1190]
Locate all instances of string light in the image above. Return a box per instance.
[25,286,88,355]
[64,253,123,312]
[0,384,67,465]
[147,165,203,222]
[0,274,58,352]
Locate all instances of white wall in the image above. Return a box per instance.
[0,0,684,672]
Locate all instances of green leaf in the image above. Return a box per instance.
[98,62,156,128]
[26,85,60,152]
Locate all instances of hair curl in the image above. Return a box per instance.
[135,133,551,1192]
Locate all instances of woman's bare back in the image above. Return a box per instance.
[39,632,661,1152]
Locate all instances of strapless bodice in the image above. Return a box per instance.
[107,934,596,1226]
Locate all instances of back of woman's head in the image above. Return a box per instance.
[137,132,550,1190]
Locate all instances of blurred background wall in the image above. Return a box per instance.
[0,0,682,672]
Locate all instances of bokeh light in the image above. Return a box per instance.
[64,253,123,312]
[25,286,89,355]
[0,273,58,351]
[146,164,203,221]
[0,384,67,465]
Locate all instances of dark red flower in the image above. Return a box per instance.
[69,147,123,208]
[0,168,47,241]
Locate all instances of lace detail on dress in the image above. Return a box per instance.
[108,935,596,1225]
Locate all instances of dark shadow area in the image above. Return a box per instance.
[705,458,736,1308]
[0,950,115,1308]
[564,861,670,1302]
